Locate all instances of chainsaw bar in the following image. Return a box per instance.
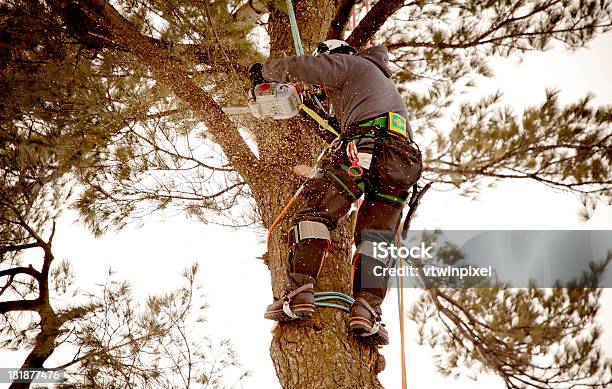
[222,106,251,116]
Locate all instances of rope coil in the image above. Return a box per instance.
[315,291,355,313]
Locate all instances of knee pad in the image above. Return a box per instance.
[288,220,331,247]
[355,240,397,269]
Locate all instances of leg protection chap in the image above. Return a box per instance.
[287,220,331,279]
[352,240,396,300]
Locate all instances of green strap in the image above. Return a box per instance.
[326,171,357,201]
[286,0,304,56]
[339,165,405,204]
[359,116,388,128]
[375,192,406,205]
[349,132,377,141]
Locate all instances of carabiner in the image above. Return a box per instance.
[348,164,363,177]
[347,141,363,177]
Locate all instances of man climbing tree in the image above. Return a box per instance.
[3,0,612,388]
[252,40,422,346]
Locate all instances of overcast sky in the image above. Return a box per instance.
[2,30,611,389]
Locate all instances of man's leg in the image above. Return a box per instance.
[264,161,363,321]
[349,137,422,344]
[349,199,403,344]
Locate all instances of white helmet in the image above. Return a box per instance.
[313,39,357,56]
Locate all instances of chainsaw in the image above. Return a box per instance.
[222,81,303,120]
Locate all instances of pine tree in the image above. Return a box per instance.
[2,0,612,388]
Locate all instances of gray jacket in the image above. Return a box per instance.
[262,45,411,137]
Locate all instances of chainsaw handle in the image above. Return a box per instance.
[249,63,266,98]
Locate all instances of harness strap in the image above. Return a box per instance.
[284,283,314,300]
[325,171,358,201]
[374,192,406,205]
[354,297,381,320]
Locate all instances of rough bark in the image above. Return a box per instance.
[327,0,357,40]
[267,215,385,389]
[264,1,385,388]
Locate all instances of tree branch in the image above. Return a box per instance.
[84,0,262,191]
[0,242,40,254]
[0,266,42,281]
[0,298,42,314]
[387,21,612,51]
[327,0,357,39]
[346,0,409,48]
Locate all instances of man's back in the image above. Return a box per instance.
[331,46,409,130]
[262,45,410,134]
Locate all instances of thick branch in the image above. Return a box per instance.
[346,0,408,48]
[0,242,40,254]
[327,0,357,39]
[85,0,262,190]
[233,0,268,25]
[0,266,42,281]
[0,298,42,314]
[49,0,245,70]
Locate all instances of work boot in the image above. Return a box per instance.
[264,273,316,321]
[349,292,389,345]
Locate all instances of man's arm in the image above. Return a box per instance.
[262,54,351,88]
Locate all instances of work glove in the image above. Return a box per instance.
[249,62,266,86]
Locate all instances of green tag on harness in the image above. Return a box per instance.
[388,112,407,139]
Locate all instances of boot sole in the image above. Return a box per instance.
[349,317,389,345]
[264,304,316,321]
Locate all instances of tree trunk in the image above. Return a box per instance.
[262,2,386,387]
[10,311,61,389]
[266,214,385,389]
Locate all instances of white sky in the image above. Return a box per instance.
[2,31,612,389]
